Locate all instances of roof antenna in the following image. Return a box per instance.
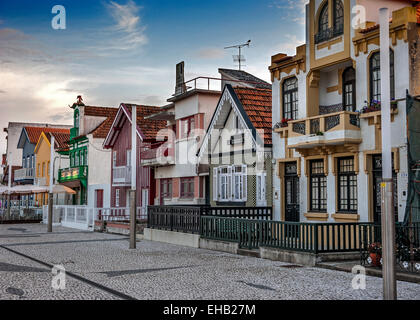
[224,40,251,71]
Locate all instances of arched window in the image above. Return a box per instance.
[342,67,356,111]
[74,109,80,128]
[333,0,344,35]
[370,50,395,102]
[283,77,298,120]
[318,3,329,34]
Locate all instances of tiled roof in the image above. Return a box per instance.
[44,131,71,152]
[85,106,119,138]
[24,127,71,145]
[219,69,272,89]
[232,87,272,145]
[124,104,168,140]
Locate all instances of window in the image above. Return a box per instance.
[115,189,120,207]
[160,179,172,199]
[337,157,357,212]
[127,150,131,166]
[318,3,329,34]
[181,116,195,138]
[256,172,266,203]
[75,152,79,166]
[343,67,356,111]
[42,162,46,177]
[74,110,80,128]
[37,164,40,177]
[27,156,30,168]
[47,161,50,176]
[213,165,247,202]
[333,0,344,35]
[283,77,298,120]
[370,50,395,102]
[112,151,117,167]
[310,160,327,212]
[180,177,194,198]
[31,155,34,168]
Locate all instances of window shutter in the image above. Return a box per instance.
[228,166,233,201]
[242,165,247,202]
[213,167,218,201]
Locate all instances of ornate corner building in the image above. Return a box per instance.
[270,0,420,223]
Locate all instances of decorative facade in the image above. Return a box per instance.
[270,1,420,223]
[103,103,167,213]
[198,84,273,207]
[57,97,118,206]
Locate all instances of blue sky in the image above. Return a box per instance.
[0,0,308,154]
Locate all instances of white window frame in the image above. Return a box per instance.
[214,165,247,202]
[127,150,131,167]
[256,172,266,206]
[113,151,117,167]
[115,189,120,207]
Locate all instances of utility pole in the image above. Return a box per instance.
[379,7,396,300]
[47,135,55,233]
[129,106,137,249]
[6,163,11,220]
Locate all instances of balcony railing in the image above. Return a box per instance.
[112,165,131,185]
[58,165,87,183]
[274,111,361,150]
[141,143,175,166]
[314,25,344,44]
[14,167,34,181]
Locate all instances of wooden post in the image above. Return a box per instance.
[130,105,137,249]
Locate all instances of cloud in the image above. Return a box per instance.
[106,0,148,49]
[269,0,308,25]
[196,48,226,60]
[0,89,6,94]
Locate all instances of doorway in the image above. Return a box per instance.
[284,162,300,222]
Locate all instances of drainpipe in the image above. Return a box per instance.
[129,106,137,249]
[379,7,396,301]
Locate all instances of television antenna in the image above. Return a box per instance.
[224,40,251,71]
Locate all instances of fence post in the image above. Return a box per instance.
[313,224,318,254]
[248,221,252,250]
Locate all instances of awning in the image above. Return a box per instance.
[59,180,81,189]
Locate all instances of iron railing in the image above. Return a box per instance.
[360,222,420,274]
[201,216,365,252]
[147,206,273,234]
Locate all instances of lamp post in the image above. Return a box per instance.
[47,135,55,233]
[379,7,396,300]
[129,106,137,249]
[6,163,11,220]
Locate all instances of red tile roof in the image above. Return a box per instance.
[232,87,272,145]
[124,104,168,140]
[44,131,71,152]
[85,106,119,139]
[24,127,71,145]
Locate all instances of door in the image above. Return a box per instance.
[284,162,300,222]
[95,189,104,219]
[372,155,398,224]
[141,189,149,219]
[205,176,210,205]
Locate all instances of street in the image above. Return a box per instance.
[0,224,419,300]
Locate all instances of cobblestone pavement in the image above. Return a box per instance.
[0,224,419,300]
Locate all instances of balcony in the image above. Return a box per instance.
[274,111,361,154]
[58,165,87,183]
[14,167,34,182]
[70,127,79,140]
[112,165,131,186]
[141,143,175,167]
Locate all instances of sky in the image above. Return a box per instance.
[0,0,308,154]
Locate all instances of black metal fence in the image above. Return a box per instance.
[147,205,273,234]
[360,222,420,274]
[200,216,364,253]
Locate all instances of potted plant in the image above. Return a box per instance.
[315,131,324,136]
[368,242,382,267]
[280,118,291,128]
